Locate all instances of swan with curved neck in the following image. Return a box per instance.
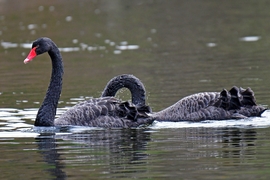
[24,37,153,128]
[100,73,266,121]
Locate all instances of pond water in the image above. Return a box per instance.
[1,0,270,179]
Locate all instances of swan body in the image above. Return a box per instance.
[55,97,151,128]
[24,37,153,128]
[25,37,266,126]
[152,86,267,121]
[56,74,153,127]
[99,74,266,121]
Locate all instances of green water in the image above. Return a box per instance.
[1,1,270,179]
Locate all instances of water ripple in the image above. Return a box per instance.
[0,106,270,134]
[151,110,270,129]
[239,36,261,42]
[1,39,140,54]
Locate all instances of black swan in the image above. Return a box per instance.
[24,37,154,128]
[151,86,267,121]
[100,75,266,121]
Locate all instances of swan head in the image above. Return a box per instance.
[24,37,53,64]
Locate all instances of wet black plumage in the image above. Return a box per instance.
[152,86,266,121]
[24,37,154,128]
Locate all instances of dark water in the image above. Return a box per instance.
[1,0,270,179]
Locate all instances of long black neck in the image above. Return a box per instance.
[101,74,146,106]
[35,44,63,126]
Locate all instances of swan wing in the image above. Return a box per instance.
[55,97,154,127]
[153,87,266,121]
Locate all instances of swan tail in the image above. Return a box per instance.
[228,86,242,110]
[153,86,266,122]
[215,86,267,117]
[239,87,257,106]
[214,89,230,109]
[216,86,260,109]
[237,106,267,117]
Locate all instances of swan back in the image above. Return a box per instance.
[153,86,266,121]
[55,97,154,128]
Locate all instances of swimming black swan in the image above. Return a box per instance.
[100,75,266,121]
[151,86,267,121]
[24,37,153,128]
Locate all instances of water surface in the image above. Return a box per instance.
[1,0,270,179]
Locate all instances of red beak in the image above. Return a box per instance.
[24,47,37,64]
